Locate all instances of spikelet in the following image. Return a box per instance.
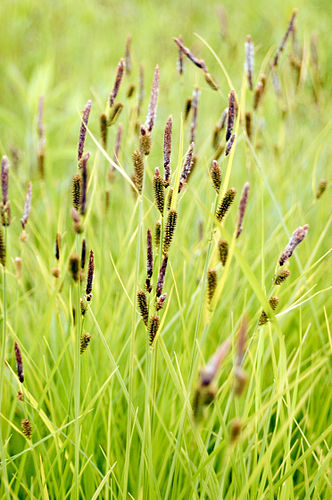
[190,86,200,143]
[316,179,327,199]
[226,90,235,141]
[163,115,172,186]
[225,134,236,156]
[216,188,236,222]
[245,111,252,140]
[200,339,231,386]
[140,125,151,156]
[146,228,153,292]
[179,142,194,192]
[17,391,24,402]
[127,84,135,98]
[113,123,123,166]
[148,315,160,346]
[177,34,184,75]
[72,174,81,210]
[245,35,254,90]
[100,113,108,149]
[253,74,266,110]
[132,150,144,194]
[0,229,6,267]
[155,221,161,248]
[156,293,167,311]
[156,254,168,297]
[204,72,219,91]
[272,9,298,68]
[279,225,309,266]
[275,269,290,285]
[163,209,177,254]
[55,233,61,261]
[71,208,83,234]
[80,333,91,354]
[69,254,80,282]
[79,152,89,216]
[218,240,228,266]
[230,419,242,442]
[21,182,32,230]
[145,65,159,133]
[184,97,192,121]
[80,298,87,316]
[207,269,217,305]
[1,156,10,226]
[78,100,92,161]
[109,58,125,106]
[81,238,86,270]
[210,160,222,193]
[137,290,149,326]
[21,418,32,439]
[166,188,173,211]
[51,268,60,278]
[236,182,250,238]
[108,102,123,126]
[173,37,208,71]
[153,168,165,215]
[86,250,94,301]
[14,341,24,383]
[259,296,279,325]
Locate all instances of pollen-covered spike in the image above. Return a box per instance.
[210,160,222,193]
[148,315,160,346]
[218,239,228,266]
[0,229,6,267]
[21,418,32,439]
[216,188,236,222]
[275,269,290,285]
[137,289,149,326]
[72,174,81,211]
[156,254,168,298]
[190,86,200,143]
[156,293,167,311]
[163,209,178,254]
[80,333,91,354]
[225,134,236,156]
[132,150,144,194]
[245,35,254,90]
[173,37,208,71]
[259,296,279,325]
[153,168,165,215]
[207,268,217,305]
[79,152,90,216]
[155,221,161,248]
[139,125,151,156]
[179,142,194,192]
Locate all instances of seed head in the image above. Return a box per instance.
[140,125,151,156]
[245,35,254,90]
[153,168,165,215]
[155,221,161,248]
[137,289,149,326]
[78,100,92,161]
[14,257,22,279]
[275,269,290,285]
[184,97,192,121]
[204,71,219,90]
[200,338,231,386]
[245,111,252,140]
[210,160,222,193]
[21,418,32,439]
[148,315,160,346]
[279,225,309,266]
[179,142,194,192]
[125,36,132,74]
[156,293,167,311]
[79,152,90,216]
[69,254,80,282]
[218,239,228,266]
[109,58,125,107]
[72,174,81,211]
[132,150,144,194]
[80,333,91,354]
[1,156,9,205]
[71,208,83,234]
[316,179,327,199]
[177,34,184,75]
[166,188,173,211]
[230,419,242,442]
[207,268,217,305]
[81,238,86,270]
[253,74,267,110]
[108,102,123,126]
[55,233,61,261]
[100,113,108,150]
[0,229,6,267]
[86,250,94,300]
[226,90,235,141]
[190,86,200,143]
[272,9,298,68]
[14,341,24,383]
[259,296,279,325]
[216,188,236,222]
[163,209,178,254]
[225,134,236,156]
[156,254,168,298]
[163,115,172,185]
[21,182,32,230]
[145,65,159,133]
[236,182,250,238]
[173,37,208,71]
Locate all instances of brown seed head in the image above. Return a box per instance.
[69,254,80,282]
[236,182,250,238]
[72,174,81,211]
[148,315,160,346]
[207,268,217,305]
[316,179,327,199]
[137,289,149,326]
[153,168,165,215]
[78,100,92,161]
[0,229,6,267]
[156,254,168,297]
[21,418,32,439]
[14,341,24,383]
[155,221,161,248]
[109,58,125,107]
[275,269,290,285]
[163,209,178,254]
[132,150,144,194]
[210,160,222,193]
[80,333,91,354]
[86,250,94,300]
[218,239,228,266]
[216,188,236,222]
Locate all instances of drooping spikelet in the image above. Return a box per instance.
[80,333,91,354]
[72,174,81,211]
[225,134,236,156]
[316,179,327,199]
[173,37,208,71]
[218,239,228,266]
[146,228,153,293]
[132,150,144,194]
[100,113,108,150]
[156,254,168,297]
[179,142,194,192]
[245,35,254,90]
[210,160,222,193]
[78,100,92,162]
[79,152,90,216]
[275,269,290,285]
[86,250,94,301]
[163,115,172,186]
[21,182,32,230]
[163,209,178,254]
[14,341,24,383]
[21,418,32,439]
[0,229,6,267]
[145,65,160,133]
[109,58,125,107]
[190,86,200,143]
[207,268,217,305]
[226,90,235,141]
[69,254,80,282]
[259,296,279,325]
[137,289,149,326]
[272,9,298,68]
[236,182,250,238]
[148,315,160,346]
[155,221,161,248]
[216,188,236,222]
[253,74,266,110]
[153,168,165,215]
[279,225,309,266]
